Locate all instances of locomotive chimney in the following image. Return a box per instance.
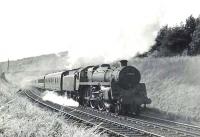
[120,60,128,67]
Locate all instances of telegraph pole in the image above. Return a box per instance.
[7,59,9,72]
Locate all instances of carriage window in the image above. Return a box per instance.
[38,79,44,83]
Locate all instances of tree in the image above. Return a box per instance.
[150,25,169,52]
[149,16,196,56]
[137,15,200,57]
[185,15,196,34]
[150,25,190,56]
[165,26,190,54]
[188,24,200,55]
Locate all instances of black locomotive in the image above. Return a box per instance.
[31,60,151,115]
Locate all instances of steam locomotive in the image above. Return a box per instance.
[31,60,151,115]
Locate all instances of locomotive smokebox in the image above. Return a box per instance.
[120,60,128,67]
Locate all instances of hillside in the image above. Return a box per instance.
[130,56,200,121]
[1,51,69,86]
[1,51,106,87]
[0,51,69,73]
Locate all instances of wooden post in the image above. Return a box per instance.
[7,59,9,72]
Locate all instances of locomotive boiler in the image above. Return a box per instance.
[31,60,151,115]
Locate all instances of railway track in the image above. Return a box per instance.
[22,88,200,137]
[80,105,200,137]
[22,89,162,137]
[139,114,200,136]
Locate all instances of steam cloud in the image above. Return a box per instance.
[42,90,79,107]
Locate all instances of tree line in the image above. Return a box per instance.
[137,15,200,57]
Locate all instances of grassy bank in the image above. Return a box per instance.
[0,79,104,137]
[130,56,200,121]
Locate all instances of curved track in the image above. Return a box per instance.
[22,88,200,137]
[23,89,161,137]
[81,105,200,137]
[138,114,200,136]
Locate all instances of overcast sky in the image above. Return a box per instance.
[0,0,200,63]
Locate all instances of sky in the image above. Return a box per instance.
[0,0,200,63]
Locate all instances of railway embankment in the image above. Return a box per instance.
[0,74,103,137]
[130,56,200,122]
